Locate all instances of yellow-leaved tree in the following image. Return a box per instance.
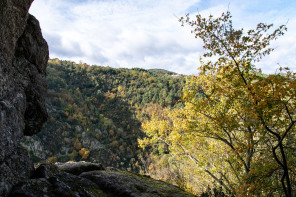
[139,11,295,196]
[79,148,90,160]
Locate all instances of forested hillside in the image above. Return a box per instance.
[19,7,296,196]
[22,58,186,172]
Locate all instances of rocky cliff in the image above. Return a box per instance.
[0,0,48,196]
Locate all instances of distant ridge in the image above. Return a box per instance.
[148,68,178,75]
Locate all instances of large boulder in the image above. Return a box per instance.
[10,162,196,197]
[10,164,103,197]
[0,0,48,195]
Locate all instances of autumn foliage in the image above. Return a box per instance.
[79,148,90,160]
[140,11,295,196]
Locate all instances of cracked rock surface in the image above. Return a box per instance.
[0,0,48,196]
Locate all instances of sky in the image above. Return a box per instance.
[30,0,296,75]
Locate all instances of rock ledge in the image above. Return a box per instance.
[10,162,195,197]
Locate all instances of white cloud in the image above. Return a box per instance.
[30,0,296,75]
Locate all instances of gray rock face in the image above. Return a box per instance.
[14,14,48,136]
[0,147,34,197]
[0,0,48,195]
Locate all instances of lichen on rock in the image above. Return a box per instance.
[11,162,196,197]
[0,0,48,196]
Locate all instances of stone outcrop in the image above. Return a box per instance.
[0,0,48,196]
[10,162,195,197]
